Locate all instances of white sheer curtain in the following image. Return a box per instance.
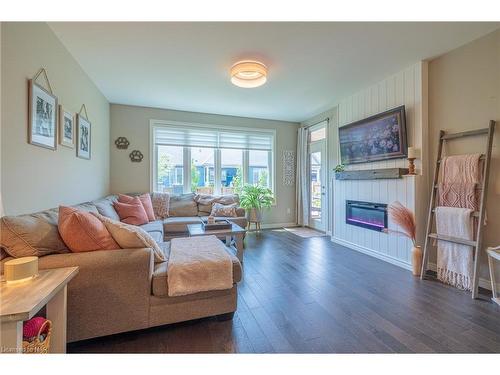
[296,127,310,226]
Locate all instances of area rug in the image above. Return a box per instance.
[283,227,327,238]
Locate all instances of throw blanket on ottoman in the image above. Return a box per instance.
[168,235,233,297]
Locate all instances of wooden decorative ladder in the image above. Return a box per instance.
[420,120,496,299]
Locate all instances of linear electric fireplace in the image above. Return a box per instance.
[346,200,387,232]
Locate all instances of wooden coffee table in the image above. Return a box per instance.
[187,223,246,262]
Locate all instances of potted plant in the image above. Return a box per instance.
[239,184,274,226]
[386,201,421,276]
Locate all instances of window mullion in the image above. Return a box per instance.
[242,150,249,186]
[214,149,221,195]
[184,147,191,193]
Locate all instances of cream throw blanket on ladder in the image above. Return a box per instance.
[435,206,474,291]
[168,235,233,297]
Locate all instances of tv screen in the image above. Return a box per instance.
[338,105,407,165]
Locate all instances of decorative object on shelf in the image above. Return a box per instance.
[385,201,420,276]
[58,105,75,148]
[129,150,144,162]
[339,105,408,164]
[23,318,52,354]
[407,147,419,175]
[334,164,345,173]
[114,137,130,149]
[282,150,295,186]
[335,168,409,180]
[240,184,274,232]
[230,60,267,88]
[4,256,39,283]
[28,68,58,150]
[76,104,91,160]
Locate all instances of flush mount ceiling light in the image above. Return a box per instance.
[230,61,267,88]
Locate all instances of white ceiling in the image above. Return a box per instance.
[49,22,499,123]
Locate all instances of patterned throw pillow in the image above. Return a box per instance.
[93,213,166,263]
[151,192,170,219]
[210,203,238,217]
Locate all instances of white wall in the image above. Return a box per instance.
[1,22,110,215]
[303,62,428,270]
[428,29,500,287]
[331,63,428,269]
[110,104,299,226]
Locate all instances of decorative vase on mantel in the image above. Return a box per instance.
[411,246,423,277]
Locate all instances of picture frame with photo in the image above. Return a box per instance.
[28,79,58,150]
[76,113,91,160]
[59,105,75,148]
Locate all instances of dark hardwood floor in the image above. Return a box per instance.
[68,230,500,353]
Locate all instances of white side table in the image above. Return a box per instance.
[0,267,78,353]
[487,246,500,306]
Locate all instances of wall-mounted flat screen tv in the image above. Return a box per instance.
[339,105,408,165]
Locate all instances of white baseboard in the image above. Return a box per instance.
[426,262,499,292]
[258,222,297,230]
[331,236,413,271]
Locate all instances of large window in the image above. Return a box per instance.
[152,121,275,195]
[190,147,215,194]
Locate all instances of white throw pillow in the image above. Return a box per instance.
[92,213,166,263]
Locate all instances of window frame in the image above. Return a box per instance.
[150,120,276,196]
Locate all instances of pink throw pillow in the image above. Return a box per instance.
[118,193,155,221]
[114,197,149,225]
[58,206,120,253]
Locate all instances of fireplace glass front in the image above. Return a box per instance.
[345,200,387,232]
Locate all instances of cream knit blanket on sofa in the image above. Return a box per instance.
[167,235,233,297]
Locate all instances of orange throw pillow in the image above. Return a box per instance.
[114,197,149,225]
[58,206,120,253]
[118,193,155,222]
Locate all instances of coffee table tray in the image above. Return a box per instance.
[201,219,232,230]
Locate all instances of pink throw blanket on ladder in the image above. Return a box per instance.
[435,153,482,290]
[437,153,482,210]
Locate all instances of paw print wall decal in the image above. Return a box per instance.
[129,150,143,162]
[114,137,130,149]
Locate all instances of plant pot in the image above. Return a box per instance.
[246,208,262,223]
[411,246,423,276]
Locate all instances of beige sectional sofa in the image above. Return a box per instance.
[0,193,245,343]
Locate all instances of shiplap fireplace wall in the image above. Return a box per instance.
[331,62,429,270]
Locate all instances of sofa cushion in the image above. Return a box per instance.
[151,243,241,297]
[0,209,70,258]
[93,196,120,221]
[148,231,163,244]
[139,220,164,237]
[163,216,201,233]
[118,194,155,222]
[114,197,149,225]
[168,193,198,217]
[194,194,240,215]
[211,203,238,217]
[72,202,99,214]
[58,206,120,253]
[151,192,170,219]
[94,213,166,262]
